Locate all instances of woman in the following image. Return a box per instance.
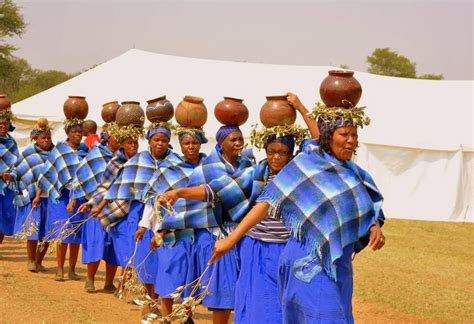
[13,120,53,272]
[159,125,256,324]
[139,129,207,321]
[72,133,121,292]
[104,126,181,300]
[0,113,19,244]
[211,94,386,323]
[37,123,89,281]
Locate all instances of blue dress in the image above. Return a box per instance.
[46,189,83,244]
[81,215,118,265]
[0,187,16,236]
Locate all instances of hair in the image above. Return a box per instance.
[64,124,83,134]
[82,120,97,134]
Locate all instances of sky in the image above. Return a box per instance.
[9,0,474,80]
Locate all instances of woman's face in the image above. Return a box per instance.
[180,135,201,163]
[36,132,52,151]
[67,125,83,146]
[121,138,139,159]
[0,121,9,137]
[149,133,170,159]
[107,135,120,153]
[329,126,358,161]
[220,131,244,160]
[266,142,291,174]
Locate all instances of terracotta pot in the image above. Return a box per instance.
[116,101,145,127]
[0,94,11,111]
[175,96,207,128]
[319,70,362,108]
[63,96,89,119]
[260,95,296,128]
[101,101,120,123]
[146,96,174,122]
[214,97,249,126]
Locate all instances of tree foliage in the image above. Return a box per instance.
[367,48,443,80]
[0,0,27,58]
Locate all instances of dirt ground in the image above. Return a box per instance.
[0,238,432,324]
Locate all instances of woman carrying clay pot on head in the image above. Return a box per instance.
[37,121,89,281]
[13,118,54,272]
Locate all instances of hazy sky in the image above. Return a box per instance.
[10,0,473,79]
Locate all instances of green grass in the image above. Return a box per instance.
[353,219,474,323]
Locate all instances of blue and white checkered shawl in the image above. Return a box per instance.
[160,145,257,230]
[256,139,384,280]
[143,153,207,200]
[105,149,181,201]
[14,144,51,207]
[0,134,19,195]
[38,141,89,203]
[71,142,114,200]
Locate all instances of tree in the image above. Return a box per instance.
[367,48,417,78]
[418,73,444,80]
[339,64,350,70]
[0,0,27,59]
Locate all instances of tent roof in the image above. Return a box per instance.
[12,49,474,151]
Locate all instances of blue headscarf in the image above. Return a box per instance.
[146,127,171,140]
[265,134,296,154]
[216,125,241,145]
[178,130,208,144]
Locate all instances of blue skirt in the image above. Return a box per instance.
[46,190,83,244]
[235,236,286,324]
[109,201,141,267]
[135,228,158,285]
[278,237,354,324]
[81,215,118,265]
[0,187,16,235]
[154,236,192,297]
[14,199,48,241]
[189,228,239,310]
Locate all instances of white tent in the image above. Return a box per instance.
[11,49,474,222]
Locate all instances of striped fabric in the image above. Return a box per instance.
[257,139,385,280]
[71,142,114,200]
[14,144,51,207]
[0,134,19,195]
[38,141,88,203]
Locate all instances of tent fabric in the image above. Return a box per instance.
[11,49,473,222]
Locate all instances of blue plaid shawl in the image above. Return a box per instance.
[105,149,181,201]
[257,140,384,280]
[142,153,207,200]
[160,146,258,230]
[38,141,89,203]
[71,142,114,200]
[0,134,19,195]
[14,144,51,207]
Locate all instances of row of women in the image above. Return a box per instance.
[0,92,386,324]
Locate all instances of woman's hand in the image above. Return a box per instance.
[134,226,147,241]
[286,92,307,114]
[78,203,91,214]
[32,196,41,209]
[158,189,181,206]
[90,206,103,217]
[368,222,385,251]
[66,200,77,214]
[209,236,237,264]
[1,172,13,182]
[150,230,167,250]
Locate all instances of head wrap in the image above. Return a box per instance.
[178,130,208,144]
[146,127,171,141]
[265,134,296,154]
[216,125,242,145]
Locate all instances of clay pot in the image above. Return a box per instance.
[260,95,296,128]
[116,101,145,127]
[146,96,174,122]
[63,96,89,119]
[214,97,249,126]
[175,96,207,128]
[319,70,362,108]
[0,94,11,111]
[101,101,120,123]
